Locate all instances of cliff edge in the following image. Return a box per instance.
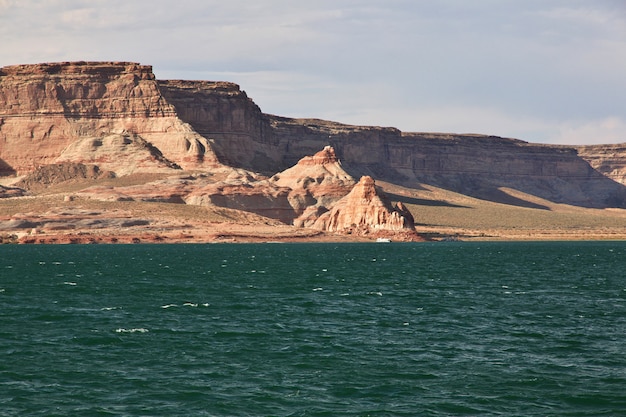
[1,61,626,213]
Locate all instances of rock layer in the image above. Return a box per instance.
[0,184,25,198]
[312,176,416,234]
[167,90,626,208]
[2,61,626,209]
[14,162,114,191]
[0,61,219,175]
[576,144,626,185]
[271,145,356,225]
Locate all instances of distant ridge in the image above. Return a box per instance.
[1,61,626,209]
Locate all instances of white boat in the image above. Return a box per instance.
[376,237,391,243]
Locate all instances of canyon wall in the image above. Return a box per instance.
[199,115,626,208]
[153,77,626,207]
[2,61,626,209]
[0,61,220,175]
[576,144,626,185]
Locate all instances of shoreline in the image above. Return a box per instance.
[4,226,626,244]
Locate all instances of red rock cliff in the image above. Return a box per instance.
[0,61,219,174]
[2,61,626,209]
[312,176,415,234]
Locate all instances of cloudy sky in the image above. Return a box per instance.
[1,0,625,145]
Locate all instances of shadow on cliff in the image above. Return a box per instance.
[470,188,551,210]
[411,167,626,210]
[0,158,16,176]
[152,80,626,210]
[385,193,470,209]
[352,149,626,210]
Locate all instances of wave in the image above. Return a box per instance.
[161,303,210,309]
[115,328,149,333]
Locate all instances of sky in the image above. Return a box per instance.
[1,0,625,145]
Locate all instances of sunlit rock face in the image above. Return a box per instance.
[576,144,626,186]
[270,145,356,225]
[0,61,219,175]
[312,176,415,235]
[2,61,626,209]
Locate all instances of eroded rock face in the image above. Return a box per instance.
[270,145,356,225]
[14,162,115,191]
[182,109,626,208]
[2,61,626,210]
[55,133,180,175]
[0,208,150,232]
[0,61,220,174]
[76,147,357,226]
[263,120,626,209]
[576,144,626,185]
[312,176,416,235]
[0,184,25,198]
[158,80,279,171]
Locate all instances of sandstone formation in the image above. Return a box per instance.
[154,77,626,209]
[15,163,114,191]
[70,143,414,238]
[55,133,181,175]
[248,120,626,209]
[312,176,417,237]
[157,80,277,171]
[77,169,295,221]
[1,59,626,247]
[184,175,294,223]
[576,144,626,186]
[0,184,25,198]
[0,61,220,175]
[77,146,355,227]
[0,208,149,232]
[270,145,356,225]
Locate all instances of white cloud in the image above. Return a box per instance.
[0,1,625,145]
[551,117,626,145]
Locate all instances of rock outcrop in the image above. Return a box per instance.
[252,120,626,209]
[78,147,354,226]
[184,171,295,223]
[576,144,626,185]
[312,176,416,235]
[0,208,150,232]
[157,80,278,171]
[0,184,25,198]
[270,145,356,225]
[0,61,220,175]
[55,133,181,175]
[14,162,114,191]
[74,146,409,235]
[168,93,626,208]
[2,61,626,210]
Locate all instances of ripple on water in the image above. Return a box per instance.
[1,242,625,416]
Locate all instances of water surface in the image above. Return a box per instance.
[1,242,625,416]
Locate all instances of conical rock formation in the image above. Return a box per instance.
[312,176,415,235]
[270,145,356,225]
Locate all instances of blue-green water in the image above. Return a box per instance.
[1,241,626,416]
